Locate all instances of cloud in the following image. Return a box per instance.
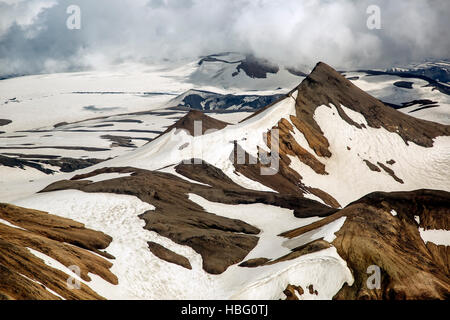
[0,0,449,77]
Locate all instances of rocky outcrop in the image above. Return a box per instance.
[0,203,117,300]
[293,62,450,157]
[239,239,331,268]
[0,119,12,127]
[16,62,449,300]
[40,162,337,274]
[280,190,450,300]
[147,241,192,270]
[0,154,106,174]
[231,140,340,208]
[235,55,279,79]
[162,109,229,136]
[42,166,260,275]
[283,284,304,300]
[376,162,404,184]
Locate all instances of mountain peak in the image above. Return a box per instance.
[303,61,356,89]
[294,62,449,153]
[164,110,230,136]
[310,61,337,75]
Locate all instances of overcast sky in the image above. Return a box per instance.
[0,0,449,77]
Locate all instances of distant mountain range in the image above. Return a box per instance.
[2,62,448,300]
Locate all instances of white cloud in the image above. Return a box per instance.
[0,0,448,77]
[0,0,56,36]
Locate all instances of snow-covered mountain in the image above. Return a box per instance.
[1,62,448,300]
[167,89,285,111]
[386,60,450,84]
[189,52,306,90]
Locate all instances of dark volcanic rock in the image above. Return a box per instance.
[386,159,396,165]
[239,258,271,268]
[0,119,12,127]
[0,154,55,174]
[393,81,414,89]
[53,122,68,128]
[377,162,404,184]
[363,159,381,172]
[41,161,337,274]
[42,166,260,274]
[0,154,106,174]
[100,135,137,148]
[173,89,285,111]
[163,110,229,136]
[147,241,192,270]
[235,55,279,79]
[0,146,110,152]
[267,240,332,265]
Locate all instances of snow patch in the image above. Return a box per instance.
[282,217,347,250]
[189,193,322,260]
[419,228,450,246]
[288,103,450,206]
[0,218,26,230]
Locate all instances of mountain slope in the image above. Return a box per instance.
[281,189,450,299]
[5,61,450,300]
[0,203,117,299]
[293,62,449,150]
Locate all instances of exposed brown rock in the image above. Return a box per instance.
[281,190,450,300]
[426,243,450,276]
[0,204,117,300]
[377,162,404,184]
[0,119,12,127]
[162,110,229,136]
[266,240,332,265]
[363,159,381,172]
[175,159,338,216]
[230,140,340,208]
[41,161,338,274]
[290,114,331,158]
[100,135,137,148]
[147,241,192,270]
[271,117,327,175]
[308,284,317,295]
[283,284,304,300]
[43,166,260,275]
[386,159,396,165]
[0,203,114,259]
[238,258,271,268]
[293,62,449,157]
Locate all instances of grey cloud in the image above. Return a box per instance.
[0,0,449,77]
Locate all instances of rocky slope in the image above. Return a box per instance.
[2,62,449,300]
[281,190,450,300]
[0,203,117,300]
